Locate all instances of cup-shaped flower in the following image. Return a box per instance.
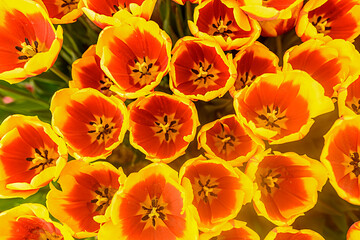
[199,220,260,240]
[338,76,360,116]
[188,0,261,51]
[259,1,303,37]
[234,70,334,144]
[320,115,360,205]
[71,45,123,98]
[197,114,264,166]
[34,0,83,24]
[82,0,156,28]
[128,92,199,163]
[98,163,199,240]
[0,115,67,198]
[347,221,360,240]
[264,227,325,240]
[50,88,128,161]
[170,37,236,101]
[179,156,253,231]
[296,0,360,42]
[246,152,327,226]
[47,160,126,238]
[0,0,63,84]
[230,41,279,96]
[283,39,360,98]
[0,203,73,240]
[96,16,171,99]
[240,0,303,21]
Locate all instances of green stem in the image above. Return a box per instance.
[63,27,82,57]
[185,1,193,21]
[78,16,100,42]
[0,84,49,107]
[49,66,70,84]
[175,5,185,37]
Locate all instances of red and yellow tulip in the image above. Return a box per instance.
[234,70,334,144]
[0,203,73,240]
[296,0,360,42]
[0,0,63,83]
[170,37,236,101]
[179,156,253,231]
[321,115,360,205]
[128,92,199,162]
[47,160,126,238]
[98,163,199,240]
[96,15,172,99]
[50,88,128,161]
[197,114,264,166]
[188,0,261,51]
[264,227,325,240]
[246,152,327,226]
[0,115,67,198]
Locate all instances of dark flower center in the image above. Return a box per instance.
[260,169,281,194]
[212,16,233,38]
[237,71,256,90]
[258,105,286,129]
[141,198,166,227]
[350,99,360,114]
[61,0,78,9]
[132,57,153,79]
[155,115,177,141]
[198,179,218,203]
[16,38,39,61]
[216,122,236,152]
[91,186,117,214]
[311,15,332,34]
[99,75,115,96]
[191,61,214,85]
[350,152,360,177]
[26,148,56,171]
[88,117,114,141]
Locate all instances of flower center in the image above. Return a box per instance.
[112,3,128,15]
[99,75,115,96]
[141,198,166,227]
[349,152,360,177]
[258,105,286,129]
[91,186,117,214]
[61,0,78,10]
[216,122,236,152]
[349,99,360,114]
[132,57,153,78]
[260,169,281,194]
[16,38,39,61]
[198,179,218,203]
[212,16,233,37]
[237,71,256,90]
[155,115,178,141]
[311,15,331,34]
[26,148,56,171]
[88,117,114,141]
[191,62,214,85]
[36,230,63,240]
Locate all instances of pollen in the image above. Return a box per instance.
[88,117,114,141]
[16,38,39,60]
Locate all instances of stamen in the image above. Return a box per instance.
[141,198,166,227]
[198,179,218,203]
[154,115,177,141]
